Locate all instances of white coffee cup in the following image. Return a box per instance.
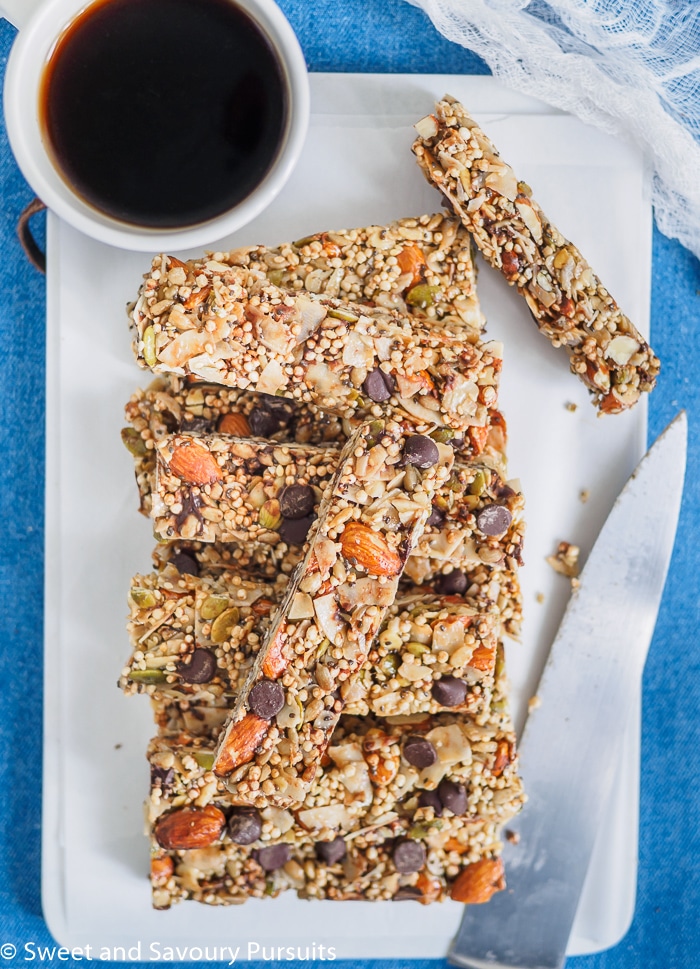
[1,0,309,251]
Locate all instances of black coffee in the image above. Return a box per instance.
[40,0,288,228]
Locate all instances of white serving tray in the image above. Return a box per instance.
[42,74,650,960]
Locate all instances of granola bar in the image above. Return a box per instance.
[149,822,507,907]
[152,434,334,546]
[404,461,525,586]
[148,687,523,907]
[211,419,454,805]
[130,257,502,433]
[412,96,660,413]
[221,213,485,340]
[124,377,509,523]
[122,376,346,516]
[150,433,522,597]
[148,710,519,837]
[344,595,499,718]
[120,564,286,702]
[417,567,524,643]
[124,380,505,520]
[145,594,500,723]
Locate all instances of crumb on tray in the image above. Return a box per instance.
[546,541,580,579]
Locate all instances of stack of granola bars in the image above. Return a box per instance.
[118,99,657,910]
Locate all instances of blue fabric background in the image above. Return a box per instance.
[0,1,698,967]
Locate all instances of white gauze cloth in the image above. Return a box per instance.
[406,0,700,260]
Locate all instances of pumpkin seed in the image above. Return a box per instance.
[200,595,229,621]
[210,607,240,643]
[121,427,148,457]
[406,284,440,309]
[142,326,157,367]
[130,588,158,608]
[193,751,215,770]
[259,499,282,530]
[129,669,167,684]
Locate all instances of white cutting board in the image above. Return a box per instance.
[42,74,649,959]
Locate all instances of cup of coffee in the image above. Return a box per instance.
[2,0,309,250]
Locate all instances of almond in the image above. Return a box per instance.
[450,857,506,904]
[492,739,514,777]
[362,729,399,785]
[183,285,211,310]
[169,441,223,485]
[469,644,496,673]
[154,805,225,850]
[396,244,427,288]
[415,871,443,904]
[444,837,469,855]
[467,424,490,456]
[320,233,342,259]
[599,390,624,414]
[214,712,268,776]
[500,249,521,279]
[150,855,175,884]
[585,357,610,391]
[262,627,288,678]
[252,597,275,619]
[218,412,252,437]
[559,296,576,319]
[339,522,403,577]
[366,752,399,786]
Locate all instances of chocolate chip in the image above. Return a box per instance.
[170,551,200,576]
[362,367,395,402]
[254,843,291,871]
[248,678,285,719]
[248,407,282,438]
[431,676,468,707]
[179,417,215,434]
[392,839,426,874]
[494,481,517,501]
[393,886,423,901]
[279,514,314,546]
[476,504,513,536]
[260,393,293,413]
[426,505,445,528]
[315,836,346,864]
[435,570,468,596]
[437,778,468,816]
[227,807,262,845]
[279,484,315,520]
[403,736,437,769]
[417,789,443,817]
[174,493,203,532]
[176,647,217,684]
[150,765,174,793]
[403,435,439,469]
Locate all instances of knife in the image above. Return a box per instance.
[448,411,687,969]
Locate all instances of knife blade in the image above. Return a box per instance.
[448,411,687,969]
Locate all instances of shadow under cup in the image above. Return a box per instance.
[38,0,292,231]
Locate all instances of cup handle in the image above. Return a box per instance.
[17,198,46,274]
[0,0,43,29]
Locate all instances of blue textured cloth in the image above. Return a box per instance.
[0,2,698,968]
